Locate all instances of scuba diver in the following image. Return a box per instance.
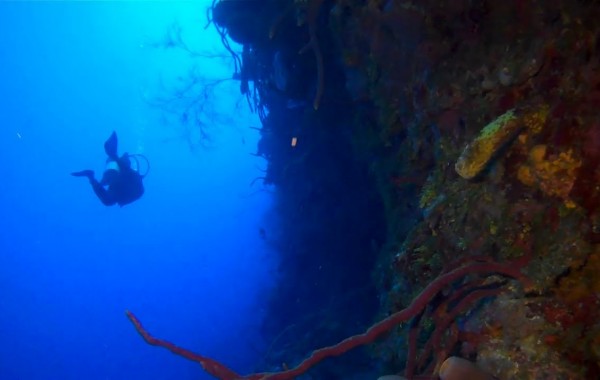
[71,131,147,207]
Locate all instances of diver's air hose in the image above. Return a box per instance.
[127,154,150,178]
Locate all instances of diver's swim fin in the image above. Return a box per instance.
[71,170,94,179]
[104,131,118,159]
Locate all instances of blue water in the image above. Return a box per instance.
[0,2,275,379]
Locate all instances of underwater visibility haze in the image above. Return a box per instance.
[0,1,274,379]
[3,1,600,380]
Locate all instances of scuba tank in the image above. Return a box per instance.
[102,153,150,184]
[126,153,150,178]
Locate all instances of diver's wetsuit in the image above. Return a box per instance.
[90,155,144,207]
[72,131,145,207]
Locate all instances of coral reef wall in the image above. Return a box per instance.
[213,0,600,378]
[213,1,389,376]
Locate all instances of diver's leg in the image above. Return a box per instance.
[90,179,117,206]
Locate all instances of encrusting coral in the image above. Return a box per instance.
[517,144,581,207]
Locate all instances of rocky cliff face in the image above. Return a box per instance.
[213,0,600,378]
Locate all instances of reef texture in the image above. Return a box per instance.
[352,0,600,378]
[129,0,600,379]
